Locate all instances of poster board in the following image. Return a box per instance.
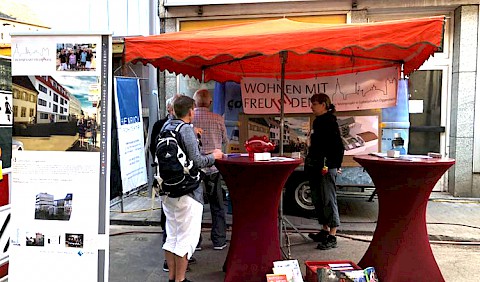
[113,77,148,193]
[239,113,312,156]
[337,109,382,167]
[239,109,381,167]
[9,33,112,282]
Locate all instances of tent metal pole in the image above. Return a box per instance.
[279,51,287,252]
[279,51,287,155]
[278,52,309,258]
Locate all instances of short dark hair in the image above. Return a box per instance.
[173,95,195,118]
[310,93,336,113]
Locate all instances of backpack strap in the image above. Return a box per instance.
[174,121,186,132]
[172,122,188,153]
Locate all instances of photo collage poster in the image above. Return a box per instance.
[9,34,112,282]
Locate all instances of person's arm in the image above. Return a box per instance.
[217,115,229,151]
[180,124,215,169]
[220,117,228,147]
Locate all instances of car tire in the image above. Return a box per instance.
[283,172,315,218]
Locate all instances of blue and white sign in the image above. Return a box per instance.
[114,77,148,193]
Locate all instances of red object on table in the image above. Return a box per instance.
[244,135,276,153]
[353,155,455,282]
[215,156,301,282]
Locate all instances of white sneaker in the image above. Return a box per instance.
[213,243,227,250]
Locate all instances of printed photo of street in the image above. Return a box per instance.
[12,75,101,152]
[245,116,310,155]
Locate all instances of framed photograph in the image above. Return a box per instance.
[337,109,382,166]
[238,110,381,167]
[239,113,312,156]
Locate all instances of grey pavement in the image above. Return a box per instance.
[109,191,480,281]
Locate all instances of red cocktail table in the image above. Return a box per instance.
[354,155,455,282]
[215,156,301,282]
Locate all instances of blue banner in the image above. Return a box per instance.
[116,77,141,125]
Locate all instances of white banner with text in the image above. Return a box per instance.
[114,77,148,193]
[241,67,399,114]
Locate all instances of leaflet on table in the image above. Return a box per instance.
[269,157,296,162]
[224,154,295,162]
[225,153,249,157]
[369,152,432,160]
[273,259,304,282]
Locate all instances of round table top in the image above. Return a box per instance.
[216,155,302,167]
[354,154,455,167]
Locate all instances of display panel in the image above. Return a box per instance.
[9,33,112,282]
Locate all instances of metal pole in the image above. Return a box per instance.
[279,51,287,155]
[146,0,159,195]
[279,51,287,251]
[278,52,309,258]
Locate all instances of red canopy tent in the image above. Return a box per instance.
[124,17,447,275]
[124,16,445,154]
[124,16,445,83]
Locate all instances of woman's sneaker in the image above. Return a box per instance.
[316,235,337,250]
[163,259,193,272]
[308,229,329,242]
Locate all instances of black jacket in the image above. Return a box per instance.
[307,112,344,169]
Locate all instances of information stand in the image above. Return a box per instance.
[9,33,112,282]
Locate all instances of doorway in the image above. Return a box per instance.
[408,69,448,191]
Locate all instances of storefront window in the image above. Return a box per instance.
[177,74,215,97]
[408,70,443,155]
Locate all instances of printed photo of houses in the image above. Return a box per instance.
[65,233,84,248]
[12,75,101,152]
[34,192,73,221]
[26,232,44,247]
[246,116,310,155]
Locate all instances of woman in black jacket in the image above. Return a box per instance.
[306,93,344,250]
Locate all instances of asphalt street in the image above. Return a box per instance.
[109,192,480,281]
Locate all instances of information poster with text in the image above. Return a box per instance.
[9,34,111,282]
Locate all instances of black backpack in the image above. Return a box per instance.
[154,122,201,198]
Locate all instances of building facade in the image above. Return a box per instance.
[68,93,83,120]
[12,76,38,124]
[33,76,70,123]
[35,192,54,211]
